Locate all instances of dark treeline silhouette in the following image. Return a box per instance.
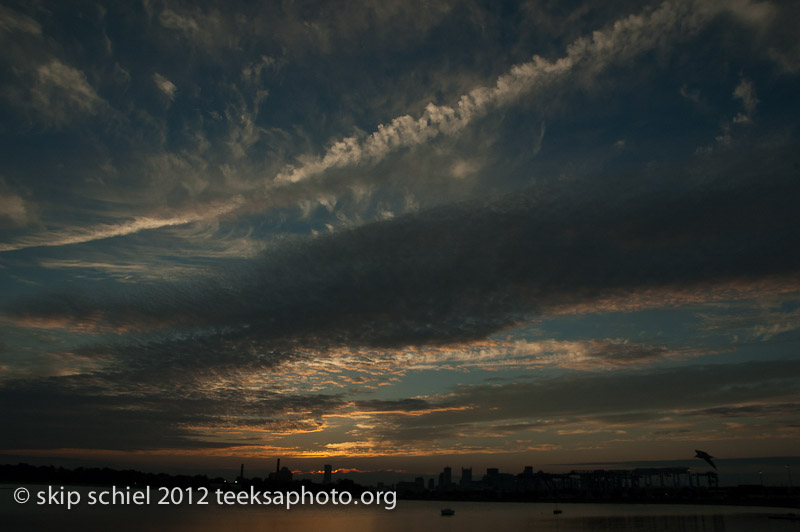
[0,462,371,496]
[1,463,213,488]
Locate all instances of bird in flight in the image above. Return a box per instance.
[694,450,717,470]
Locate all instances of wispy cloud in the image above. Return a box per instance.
[0,5,42,35]
[158,9,201,36]
[272,338,712,394]
[0,193,32,226]
[31,60,106,126]
[0,198,244,252]
[732,77,759,124]
[699,306,800,341]
[153,73,177,102]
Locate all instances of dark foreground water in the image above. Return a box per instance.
[2,486,798,531]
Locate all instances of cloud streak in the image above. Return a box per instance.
[0,198,244,252]
[274,0,759,185]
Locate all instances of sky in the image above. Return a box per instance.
[1,0,799,485]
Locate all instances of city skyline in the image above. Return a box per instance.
[1,0,800,482]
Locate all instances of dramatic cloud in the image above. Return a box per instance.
[0,0,791,252]
[1,0,799,471]
[7,144,799,348]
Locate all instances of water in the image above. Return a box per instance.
[2,486,798,531]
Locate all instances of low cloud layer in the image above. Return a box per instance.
[6,144,798,349]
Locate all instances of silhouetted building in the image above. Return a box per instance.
[428,478,435,490]
[483,468,517,492]
[397,477,426,495]
[438,467,453,490]
[323,464,332,484]
[461,467,472,484]
[267,458,293,482]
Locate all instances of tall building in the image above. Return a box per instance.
[461,467,472,484]
[438,466,453,489]
[323,464,332,484]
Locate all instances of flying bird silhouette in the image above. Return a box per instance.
[694,449,716,470]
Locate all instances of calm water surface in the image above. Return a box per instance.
[2,485,798,531]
